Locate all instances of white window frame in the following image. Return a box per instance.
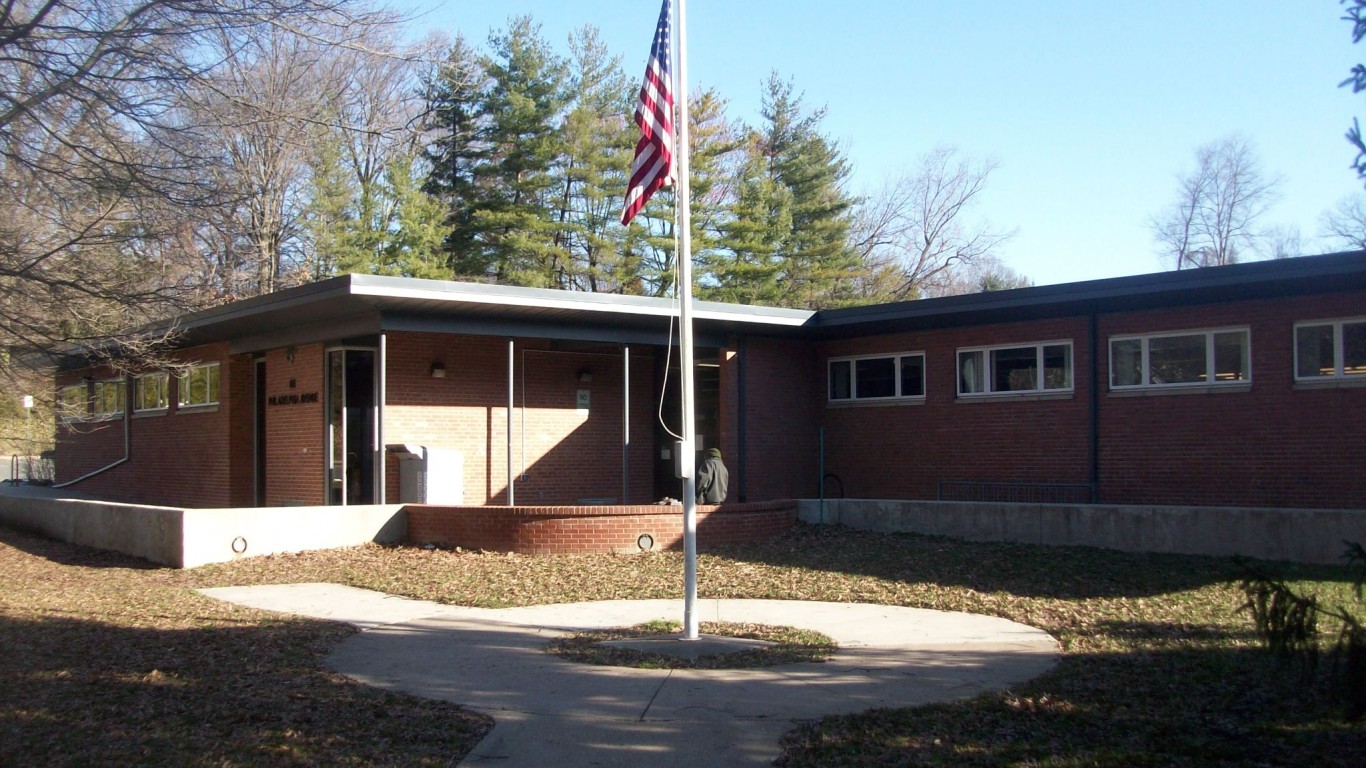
[828,352,926,403]
[1293,317,1366,381]
[134,371,170,413]
[58,384,88,422]
[957,340,1074,397]
[1109,327,1251,391]
[177,362,220,409]
[92,378,125,419]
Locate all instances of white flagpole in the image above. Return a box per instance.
[674,0,700,641]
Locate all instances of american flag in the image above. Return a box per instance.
[621,0,675,225]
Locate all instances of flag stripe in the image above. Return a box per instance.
[621,0,675,225]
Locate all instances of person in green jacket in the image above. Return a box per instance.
[696,447,728,504]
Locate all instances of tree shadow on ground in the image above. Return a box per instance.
[0,525,162,570]
[0,525,491,768]
[776,642,1366,768]
[0,611,491,768]
[704,523,1357,601]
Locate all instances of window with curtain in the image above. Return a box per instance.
[1109,328,1250,389]
[957,342,1073,396]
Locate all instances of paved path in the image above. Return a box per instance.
[200,584,1059,767]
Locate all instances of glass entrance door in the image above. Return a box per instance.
[326,347,377,505]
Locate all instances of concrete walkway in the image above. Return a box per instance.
[200,584,1059,767]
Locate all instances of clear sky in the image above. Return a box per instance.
[396,1,1365,286]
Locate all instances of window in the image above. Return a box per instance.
[58,384,87,421]
[93,379,125,418]
[828,352,925,402]
[1295,318,1366,380]
[177,363,220,408]
[134,372,169,412]
[958,342,1072,396]
[1109,328,1250,389]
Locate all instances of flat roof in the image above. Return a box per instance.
[171,274,816,353]
[807,249,1366,338]
[101,249,1366,357]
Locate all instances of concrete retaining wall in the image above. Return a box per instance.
[800,498,1366,565]
[0,491,405,568]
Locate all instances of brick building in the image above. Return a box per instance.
[53,251,1366,511]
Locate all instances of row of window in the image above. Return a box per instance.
[828,317,1366,403]
[60,363,220,419]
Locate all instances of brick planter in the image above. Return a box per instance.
[404,500,797,554]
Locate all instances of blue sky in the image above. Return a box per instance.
[397,1,1365,286]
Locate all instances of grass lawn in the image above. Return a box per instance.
[1,522,1362,766]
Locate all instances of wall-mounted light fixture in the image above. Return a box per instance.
[430,361,447,379]
[578,368,593,383]
[285,346,296,363]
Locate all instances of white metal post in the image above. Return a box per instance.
[675,0,699,641]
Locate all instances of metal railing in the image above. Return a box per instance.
[937,479,1096,504]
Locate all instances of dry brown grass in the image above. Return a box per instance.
[2,522,1363,766]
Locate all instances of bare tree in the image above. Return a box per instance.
[0,0,397,376]
[922,254,1032,297]
[1153,135,1280,269]
[850,146,1014,301]
[1320,194,1366,251]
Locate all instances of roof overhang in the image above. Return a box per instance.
[808,249,1366,338]
[167,274,815,354]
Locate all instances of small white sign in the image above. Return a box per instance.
[21,395,33,409]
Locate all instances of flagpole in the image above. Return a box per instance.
[674,0,700,641]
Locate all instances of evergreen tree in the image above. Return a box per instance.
[422,35,491,270]
[630,88,741,297]
[706,133,791,304]
[710,74,861,309]
[556,26,636,292]
[466,17,569,286]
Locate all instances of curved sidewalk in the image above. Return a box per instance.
[200,584,1059,767]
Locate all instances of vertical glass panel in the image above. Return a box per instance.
[899,355,925,397]
[1042,344,1072,390]
[135,373,168,411]
[179,364,221,406]
[958,350,985,394]
[1296,325,1335,378]
[328,350,345,506]
[1148,334,1206,384]
[95,380,124,416]
[1213,331,1249,382]
[1344,321,1366,376]
[59,385,86,419]
[1110,339,1142,387]
[992,346,1037,392]
[828,360,852,399]
[855,357,896,398]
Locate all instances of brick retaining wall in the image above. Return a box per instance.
[405,500,797,554]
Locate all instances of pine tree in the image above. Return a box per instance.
[466,17,568,286]
[556,26,636,292]
[630,88,741,298]
[710,74,861,309]
[422,35,491,272]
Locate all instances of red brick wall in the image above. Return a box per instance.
[817,317,1093,501]
[404,500,796,554]
[735,337,822,501]
[227,355,256,507]
[53,344,236,507]
[262,344,326,506]
[814,291,1366,510]
[1097,291,1366,508]
[383,332,656,506]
